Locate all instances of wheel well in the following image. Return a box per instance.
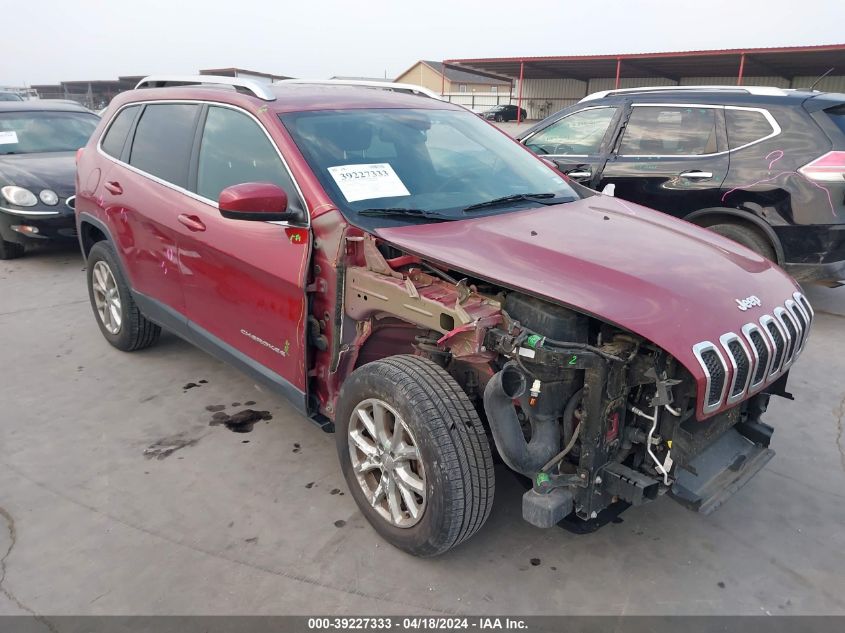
[80,221,107,257]
[354,320,420,369]
[686,209,783,264]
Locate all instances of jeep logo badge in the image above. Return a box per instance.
[736,295,762,311]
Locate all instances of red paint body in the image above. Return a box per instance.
[76,84,801,422]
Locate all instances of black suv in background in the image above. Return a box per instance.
[518,86,845,283]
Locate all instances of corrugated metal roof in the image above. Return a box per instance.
[422,61,511,85]
[448,44,845,81]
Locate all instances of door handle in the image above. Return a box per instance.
[104,181,123,195]
[566,170,592,179]
[177,214,206,232]
[679,171,713,179]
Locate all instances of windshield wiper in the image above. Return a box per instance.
[463,193,559,212]
[358,207,455,221]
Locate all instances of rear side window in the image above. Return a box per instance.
[196,106,291,201]
[619,106,717,156]
[726,109,775,149]
[824,105,845,135]
[129,104,199,188]
[524,107,617,155]
[100,106,139,158]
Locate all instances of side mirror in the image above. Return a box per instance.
[218,182,300,222]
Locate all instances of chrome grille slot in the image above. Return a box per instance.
[796,292,814,325]
[693,342,728,414]
[786,299,807,354]
[761,315,786,375]
[720,333,752,404]
[792,292,813,352]
[774,307,797,368]
[742,324,769,389]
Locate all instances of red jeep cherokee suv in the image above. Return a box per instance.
[76,76,812,556]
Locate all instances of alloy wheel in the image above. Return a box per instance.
[348,398,427,528]
[92,260,122,335]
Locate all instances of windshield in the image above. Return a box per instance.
[0,110,99,155]
[280,108,578,228]
[0,93,23,102]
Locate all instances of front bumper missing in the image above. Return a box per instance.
[522,415,775,527]
[670,425,774,515]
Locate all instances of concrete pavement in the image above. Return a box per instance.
[1,245,844,616]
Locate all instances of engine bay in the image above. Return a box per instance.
[332,234,779,527]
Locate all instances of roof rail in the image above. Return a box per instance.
[276,78,445,101]
[134,75,276,101]
[580,85,791,102]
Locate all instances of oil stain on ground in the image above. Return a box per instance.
[144,433,201,460]
[210,409,273,433]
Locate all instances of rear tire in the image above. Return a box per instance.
[0,239,25,260]
[336,355,495,557]
[86,241,161,351]
[707,223,776,261]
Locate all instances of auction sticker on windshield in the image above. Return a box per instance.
[328,163,410,203]
[0,131,19,145]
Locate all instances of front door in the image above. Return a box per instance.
[521,105,623,188]
[598,104,729,217]
[177,104,311,396]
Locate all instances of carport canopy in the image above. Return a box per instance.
[447,44,845,85]
[446,44,845,123]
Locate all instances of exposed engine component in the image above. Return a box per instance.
[484,363,562,476]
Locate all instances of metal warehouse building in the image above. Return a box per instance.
[446,44,845,120]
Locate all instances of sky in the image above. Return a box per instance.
[3,0,845,86]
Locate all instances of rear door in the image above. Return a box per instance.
[102,102,201,315]
[521,104,623,187]
[177,104,311,396]
[598,103,729,217]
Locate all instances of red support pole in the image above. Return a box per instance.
[615,58,621,89]
[517,60,524,124]
[737,52,746,86]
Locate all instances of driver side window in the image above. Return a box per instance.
[525,107,617,156]
[197,106,291,201]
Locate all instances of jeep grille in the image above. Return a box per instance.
[692,292,812,416]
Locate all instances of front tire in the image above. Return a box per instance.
[86,241,161,351]
[336,355,495,557]
[708,223,776,261]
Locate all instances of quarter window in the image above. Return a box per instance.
[197,106,290,202]
[725,109,775,149]
[619,106,717,156]
[129,104,199,188]
[100,105,139,159]
[524,107,617,155]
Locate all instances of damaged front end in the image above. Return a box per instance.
[335,233,808,531]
